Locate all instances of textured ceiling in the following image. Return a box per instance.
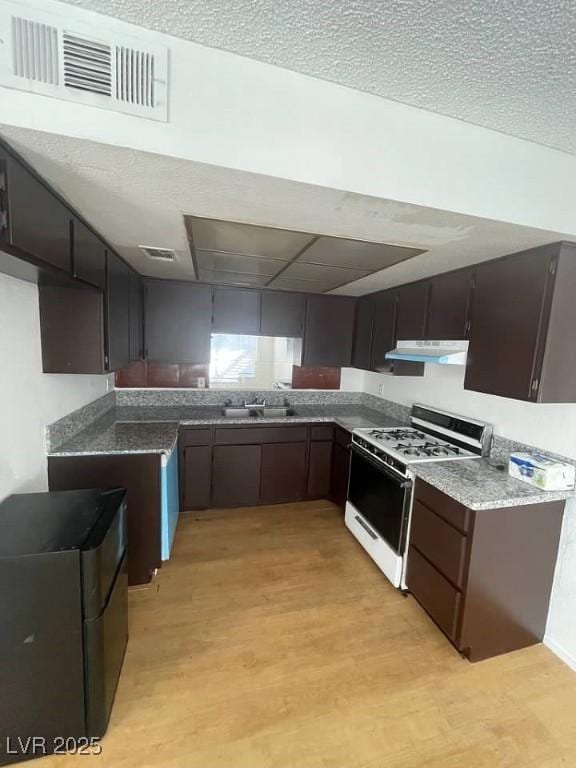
[59,0,576,154]
[2,126,572,295]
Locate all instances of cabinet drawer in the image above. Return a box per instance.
[415,480,471,534]
[214,426,308,445]
[410,500,468,588]
[406,546,462,642]
[310,424,334,442]
[180,428,212,446]
[333,426,351,449]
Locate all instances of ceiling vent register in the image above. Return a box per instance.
[0,0,167,121]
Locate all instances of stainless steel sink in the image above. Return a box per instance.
[221,406,295,418]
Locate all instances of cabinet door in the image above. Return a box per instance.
[260,442,307,504]
[260,290,305,337]
[212,287,261,334]
[330,442,351,510]
[307,441,333,499]
[128,271,144,362]
[302,295,356,367]
[106,251,131,371]
[396,281,429,340]
[5,155,72,272]
[212,445,261,508]
[370,290,397,371]
[352,295,375,370]
[72,219,106,288]
[182,446,212,510]
[145,280,212,363]
[426,270,471,340]
[464,249,554,400]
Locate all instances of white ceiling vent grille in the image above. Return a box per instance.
[139,246,177,262]
[0,1,168,121]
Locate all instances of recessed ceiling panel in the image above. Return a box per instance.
[198,269,271,287]
[196,250,284,276]
[187,216,314,260]
[280,261,371,287]
[268,276,332,293]
[301,237,425,270]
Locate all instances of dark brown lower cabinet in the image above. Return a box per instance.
[47,453,161,586]
[261,443,307,504]
[330,427,351,510]
[307,441,333,499]
[212,445,262,508]
[406,479,565,662]
[182,446,212,509]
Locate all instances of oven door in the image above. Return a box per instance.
[347,445,412,555]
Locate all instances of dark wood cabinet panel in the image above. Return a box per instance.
[106,251,131,371]
[464,247,555,401]
[48,454,162,586]
[182,446,212,510]
[215,425,308,445]
[212,445,262,508]
[302,295,356,368]
[212,287,261,335]
[4,155,72,273]
[396,281,429,340]
[145,279,212,364]
[72,219,106,288]
[370,290,397,371]
[307,441,333,499]
[260,290,305,337]
[260,443,307,504]
[330,430,351,510]
[352,295,375,370]
[128,270,144,362]
[410,500,468,589]
[426,269,471,340]
[406,545,462,642]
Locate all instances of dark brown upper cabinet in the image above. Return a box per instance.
[72,218,106,289]
[260,290,305,337]
[2,152,72,273]
[426,269,472,340]
[396,281,429,340]
[128,270,144,362]
[302,295,356,368]
[106,251,131,371]
[212,287,261,335]
[464,242,576,402]
[352,295,375,371]
[145,279,212,364]
[369,290,397,371]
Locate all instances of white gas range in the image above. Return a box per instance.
[345,404,492,589]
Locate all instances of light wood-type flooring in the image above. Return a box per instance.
[43,501,576,768]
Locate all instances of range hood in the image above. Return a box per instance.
[385,340,469,366]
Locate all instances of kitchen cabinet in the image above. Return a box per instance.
[182,446,212,509]
[128,270,144,362]
[426,269,471,340]
[307,440,333,499]
[396,281,429,340]
[212,445,262,508]
[145,279,212,364]
[302,295,356,368]
[352,295,375,371]
[212,287,261,335]
[72,218,106,289]
[330,426,351,509]
[260,442,307,503]
[406,480,564,661]
[106,251,131,370]
[260,290,305,337]
[370,290,397,372]
[2,152,72,273]
[464,242,576,402]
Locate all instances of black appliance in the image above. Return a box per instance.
[0,489,128,764]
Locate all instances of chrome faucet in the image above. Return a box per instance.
[243,395,266,408]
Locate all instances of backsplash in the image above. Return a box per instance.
[46,391,116,452]
[115,361,210,388]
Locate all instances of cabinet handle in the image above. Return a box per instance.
[531,378,539,393]
[0,210,7,231]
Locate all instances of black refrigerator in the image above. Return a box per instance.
[0,488,128,764]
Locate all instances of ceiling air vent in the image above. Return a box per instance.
[139,246,177,263]
[0,0,168,121]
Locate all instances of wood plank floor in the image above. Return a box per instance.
[46,501,576,768]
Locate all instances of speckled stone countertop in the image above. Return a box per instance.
[412,457,576,511]
[48,404,406,457]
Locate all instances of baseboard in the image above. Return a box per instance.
[544,635,576,672]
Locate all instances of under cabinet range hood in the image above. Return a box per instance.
[385,340,469,366]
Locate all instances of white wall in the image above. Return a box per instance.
[341,364,576,670]
[0,271,112,501]
[2,0,576,237]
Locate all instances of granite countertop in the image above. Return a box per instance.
[411,457,576,511]
[48,404,406,457]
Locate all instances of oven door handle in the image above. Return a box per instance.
[351,444,412,489]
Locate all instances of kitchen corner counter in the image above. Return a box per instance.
[411,457,576,511]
